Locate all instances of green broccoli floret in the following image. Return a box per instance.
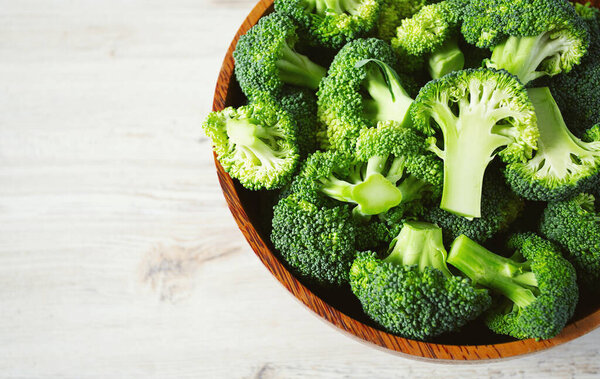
[274,0,381,49]
[350,221,491,340]
[547,3,599,137]
[448,233,578,340]
[411,68,538,218]
[375,0,431,41]
[271,193,358,286]
[277,87,320,158]
[234,13,327,99]
[292,122,442,218]
[318,39,415,152]
[455,0,590,85]
[425,170,524,243]
[504,88,600,201]
[202,98,299,190]
[540,193,600,291]
[392,2,465,79]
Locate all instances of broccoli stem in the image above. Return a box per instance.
[226,119,287,168]
[428,38,465,79]
[308,0,362,15]
[489,33,572,85]
[524,87,599,179]
[276,42,327,90]
[384,221,452,276]
[397,175,429,203]
[448,235,537,308]
[436,96,514,218]
[361,61,414,125]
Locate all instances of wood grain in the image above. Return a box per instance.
[213,0,600,361]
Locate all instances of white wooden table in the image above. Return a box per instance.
[0,1,598,377]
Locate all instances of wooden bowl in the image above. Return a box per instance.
[212,0,600,360]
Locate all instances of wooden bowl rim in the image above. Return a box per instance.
[211,0,600,361]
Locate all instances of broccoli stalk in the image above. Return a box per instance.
[305,0,365,15]
[276,42,328,89]
[448,235,538,308]
[358,59,414,125]
[384,221,452,276]
[427,38,465,79]
[412,69,538,219]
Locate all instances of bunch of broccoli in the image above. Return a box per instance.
[203,0,600,342]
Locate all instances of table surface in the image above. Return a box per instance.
[0,0,598,377]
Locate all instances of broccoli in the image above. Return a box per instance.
[274,0,381,49]
[456,0,590,85]
[202,98,299,190]
[411,68,538,218]
[540,193,600,291]
[375,0,430,41]
[277,87,320,158]
[291,122,442,218]
[350,221,491,340]
[425,170,524,243]
[504,88,600,201]
[547,2,599,137]
[448,233,578,340]
[271,193,358,286]
[391,2,465,79]
[234,13,327,99]
[317,39,416,152]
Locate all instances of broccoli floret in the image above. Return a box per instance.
[202,98,299,190]
[292,122,442,218]
[277,87,320,158]
[455,0,590,85]
[411,68,538,218]
[318,39,415,152]
[448,233,578,340]
[271,193,358,286]
[504,88,600,201]
[274,0,381,49]
[350,222,491,340]
[234,13,327,99]
[547,3,600,137]
[540,193,600,291]
[392,2,465,79]
[375,0,431,41]
[425,170,524,243]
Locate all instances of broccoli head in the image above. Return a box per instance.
[318,39,416,152]
[375,0,431,41]
[277,87,320,158]
[504,88,600,201]
[350,221,491,340]
[425,169,524,243]
[274,0,381,49]
[234,13,327,99]
[291,122,442,218]
[540,193,600,291]
[455,0,590,85]
[271,193,358,286]
[411,68,538,218]
[392,1,465,79]
[547,2,600,137]
[202,98,299,190]
[448,233,578,340]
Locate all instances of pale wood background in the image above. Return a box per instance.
[0,0,598,377]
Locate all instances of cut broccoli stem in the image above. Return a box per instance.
[523,87,600,179]
[276,42,327,89]
[384,221,452,276]
[226,119,290,168]
[448,235,537,308]
[358,59,414,125]
[489,32,575,85]
[428,38,465,79]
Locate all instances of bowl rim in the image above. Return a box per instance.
[211,0,600,361]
